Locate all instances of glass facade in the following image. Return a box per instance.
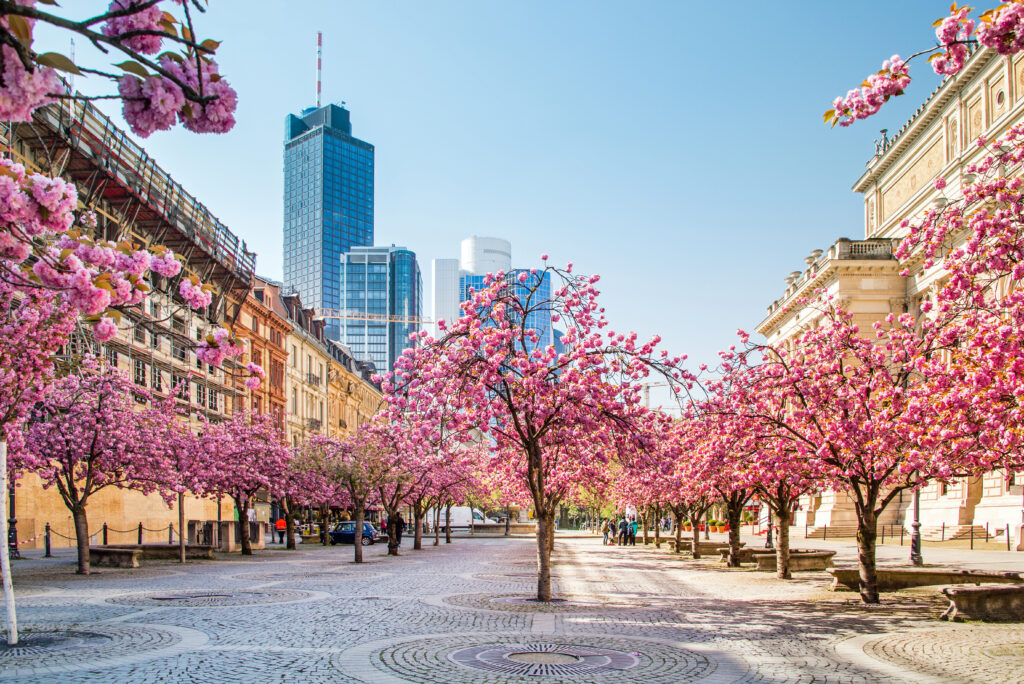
[283,104,374,340]
[459,270,554,352]
[340,246,422,373]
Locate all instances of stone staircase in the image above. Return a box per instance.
[919,525,992,542]
[805,525,859,539]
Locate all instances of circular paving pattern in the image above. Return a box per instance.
[473,572,539,583]
[362,635,713,683]
[442,592,651,614]
[227,568,385,582]
[106,588,315,607]
[449,642,640,676]
[0,624,189,676]
[861,625,1024,683]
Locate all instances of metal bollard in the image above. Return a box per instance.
[823,525,827,541]
[942,522,945,541]
[44,523,51,557]
[971,524,974,549]
[1009,524,1012,552]
[986,523,989,543]
[901,525,905,546]
[102,522,108,545]
[138,522,143,545]
[169,524,173,544]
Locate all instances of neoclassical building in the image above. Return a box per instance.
[757,45,1024,545]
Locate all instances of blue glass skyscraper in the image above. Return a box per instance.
[340,245,422,373]
[283,103,373,340]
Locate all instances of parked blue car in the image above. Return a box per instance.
[329,521,379,546]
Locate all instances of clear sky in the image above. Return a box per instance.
[37,1,948,390]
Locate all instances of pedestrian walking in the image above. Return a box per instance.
[617,517,628,546]
[629,519,637,546]
[395,512,405,546]
[601,519,610,545]
[275,517,286,544]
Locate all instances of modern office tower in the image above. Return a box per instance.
[339,245,422,373]
[283,103,374,341]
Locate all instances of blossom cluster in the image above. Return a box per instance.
[977,0,1024,55]
[101,0,165,54]
[828,56,910,127]
[932,6,975,75]
[119,55,236,137]
[195,328,245,367]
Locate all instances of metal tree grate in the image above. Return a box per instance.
[448,642,640,677]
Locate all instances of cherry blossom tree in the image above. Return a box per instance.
[382,263,686,600]
[196,410,290,555]
[17,361,175,574]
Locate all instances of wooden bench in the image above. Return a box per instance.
[941,584,1024,622]
[827,567,1024,592]
[105,544,215,560]
[90,547,142,568]
[754,550,835,572]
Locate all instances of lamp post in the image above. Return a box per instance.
[7,484,18,561]
[910,487,923,566]
[764,505,773,549]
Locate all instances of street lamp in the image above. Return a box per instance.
[764,506,773,549]
[7,484,18,561]
[910,487,923,566]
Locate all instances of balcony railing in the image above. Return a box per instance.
[306,418,322,431]
[307,373,322,386]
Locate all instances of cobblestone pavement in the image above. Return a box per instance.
[3,535,1023,682]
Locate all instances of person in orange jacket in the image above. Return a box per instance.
[275,517,287,544]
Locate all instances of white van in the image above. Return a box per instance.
[426,507,497,531]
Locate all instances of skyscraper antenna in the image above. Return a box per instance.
[316,32,322,108]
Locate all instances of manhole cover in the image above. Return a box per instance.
[152,593,232,601]
[442,592,649,613]
[449,642,639,676]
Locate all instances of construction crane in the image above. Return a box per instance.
[312,308,434,326]
[642,381,675,409]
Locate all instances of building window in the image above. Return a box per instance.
[133,359,147,387]
[292,345,297,367]
[172,317,185,334]
[150,300,161,318]
[291,388,297,415]
[209,389,218,411]
[195,383,206,407]
[151,366,163,392]
[940,482,949,496]
[105,347,118,368]
[172,374,189,402]
[134,324,146,344]
[151,331,160,351]
[172,342,187,363]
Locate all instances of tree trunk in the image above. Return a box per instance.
[353,501,365,564]
[320,503,330,546]
[236,497,252,556]
[726,496,744,568]
[856,505,880,604]
[505,503,511,536]
[688,514,701,559]
[535,511,555,601]
[445,504,452,544]
[285,500,296,550]
[413,501,424,551]
[1,440,19,644]
[72,504,91,574]
[654,505,661,547]
[386,510,401,556]
[674,511,683,554]
[433,506,440,546]
[641,508,649,545]
[775,505,792,580]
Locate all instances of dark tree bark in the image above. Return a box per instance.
[72,506,90,575]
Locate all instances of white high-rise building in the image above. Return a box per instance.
[460,236,512,276]
[431,258,460,338]
[430,236,513,337]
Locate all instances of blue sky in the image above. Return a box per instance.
[37,2,948,388]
